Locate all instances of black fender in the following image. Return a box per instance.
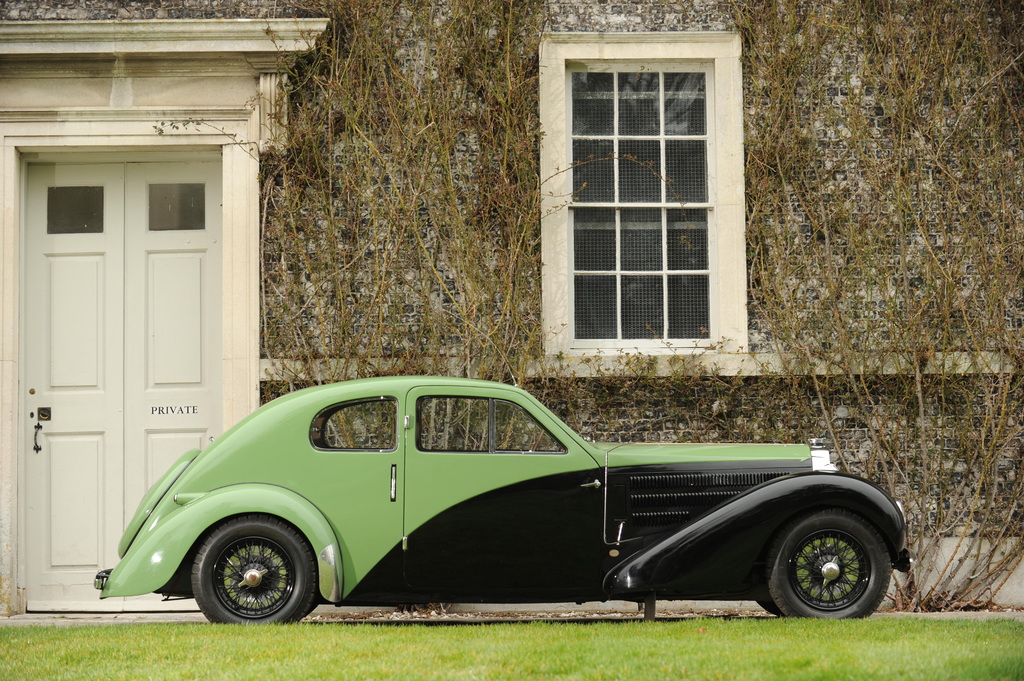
[604,472,906,599]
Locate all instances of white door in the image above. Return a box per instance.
[23,161,222,611]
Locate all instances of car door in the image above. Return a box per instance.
[305,395,406,597]
[402,385,605,601]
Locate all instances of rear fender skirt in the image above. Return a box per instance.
[604,472,906,598]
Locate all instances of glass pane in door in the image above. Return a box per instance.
[149,183,205,231]
[47,186,103,234]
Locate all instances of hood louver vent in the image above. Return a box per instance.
[625,470,791,533]
[630,472,782,491]
[633,510,691,527]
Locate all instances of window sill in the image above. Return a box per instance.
[536,348,762,377]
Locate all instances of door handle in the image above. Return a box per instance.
[32,407,50,453]
[580,479,602,490]
[390,464,397,502]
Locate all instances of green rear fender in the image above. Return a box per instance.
[101,484,343,603]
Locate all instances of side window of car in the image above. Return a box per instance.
[417,396,566,454]
[417,397,490,452]
[494,400,567,453]
[311,398,397,451]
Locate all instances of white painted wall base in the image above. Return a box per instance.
[895,538,1024,609]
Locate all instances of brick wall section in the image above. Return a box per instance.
[4,0,733,26]
[1,0,314,20]
[543,0,732,32]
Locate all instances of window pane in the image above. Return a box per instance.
[621,208,661,271]
[47,186,103,234]
[572,139,614,202]
[619,139,661,202]
[567,68,716,346]
[494,401,566,453]
[313,399,397,450]
[665,140,707,203]
[622,275,663,339]
[574,208,616,271]
[668,275,710,339]
[418,397,489,452]
[149,183,205,231]
[664,73,706,135]
[575,274,617,339]
[618,72,659,136]
[667,209,708,270]
[572,72,614,135]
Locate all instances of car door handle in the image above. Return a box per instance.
[580,479,602,489]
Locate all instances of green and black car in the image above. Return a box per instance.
[96,376,912,623]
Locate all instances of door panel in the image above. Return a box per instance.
[123,163,221,571]
[49,256,104,387]
[302,396,406,598]
[402,387,605,598]
[148,253,204,383]
[47,434,102,567]
[25,163,126,610]
[24,161,221,611]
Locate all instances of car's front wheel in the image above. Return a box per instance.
[766,509,890,618]
[192,515,318,624]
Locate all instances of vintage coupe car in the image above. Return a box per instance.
[96,377,912,623]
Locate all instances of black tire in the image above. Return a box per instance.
[191,515,318,624]
[766,509,890,619]
[756,599,783,616]
[303,597,323,619]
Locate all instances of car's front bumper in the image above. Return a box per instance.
[893,549,914,573]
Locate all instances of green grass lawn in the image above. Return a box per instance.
[2,617,1022,681]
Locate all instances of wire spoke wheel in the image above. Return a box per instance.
[192,515,318,624]
[788,530,868,609]
[767,509,891,618]
[214,537,294,619]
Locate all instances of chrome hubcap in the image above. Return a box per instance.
[241,568,266,588]
[821,561,841,583]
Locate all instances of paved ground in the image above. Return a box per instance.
[3,606,1023,627]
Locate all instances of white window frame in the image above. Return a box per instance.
[540,33,747,357]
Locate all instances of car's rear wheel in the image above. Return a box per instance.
[767,509,890,619]
[192,515,317,624]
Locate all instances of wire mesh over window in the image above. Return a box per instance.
[570,70,710,342]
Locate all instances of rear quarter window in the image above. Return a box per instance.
[311,397,397,451]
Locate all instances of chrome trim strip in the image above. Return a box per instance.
[317,544,341,602]
[602,447,612,544]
